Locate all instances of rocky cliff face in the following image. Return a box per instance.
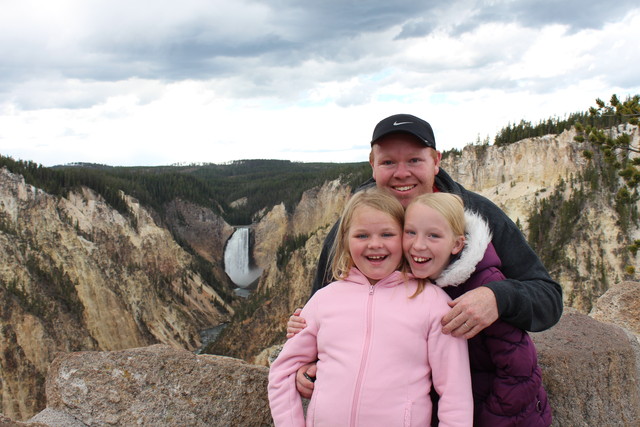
[441,124,640,312]
[0,169,235,420]
[441,127,589,225]
[163,198,234,264]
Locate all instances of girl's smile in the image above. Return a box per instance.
[403,203,464,280]
[349,205,403,285]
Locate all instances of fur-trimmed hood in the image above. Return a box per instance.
[434,210,492,288]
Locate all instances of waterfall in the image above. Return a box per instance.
[224,227,262,289]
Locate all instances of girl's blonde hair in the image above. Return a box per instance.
[331,187,405,281]
[409,193,465,236]
[406,193,465,296]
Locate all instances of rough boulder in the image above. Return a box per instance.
[33,345,271,427]
[589,280,640,339]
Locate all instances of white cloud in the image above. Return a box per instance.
[0,2,639,166]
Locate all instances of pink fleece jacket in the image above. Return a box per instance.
[268,269,472,427]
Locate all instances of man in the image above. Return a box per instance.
[288,113,563,397]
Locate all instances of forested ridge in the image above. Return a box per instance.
[0,157,371,225]
[492,94,640,147]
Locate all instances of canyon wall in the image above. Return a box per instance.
[441,124,640,311]
[0,169,236,420]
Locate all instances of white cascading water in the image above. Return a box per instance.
[224,227,262,288]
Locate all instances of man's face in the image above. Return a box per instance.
[370,133,441,208]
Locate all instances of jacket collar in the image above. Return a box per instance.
[434,210,492,288]
[346,268,406,288]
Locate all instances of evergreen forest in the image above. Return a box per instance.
[0,157,372,225]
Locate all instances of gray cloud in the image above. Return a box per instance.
[0,0,638,111]
[0,1,438,87]
[450,0,639,35]
[497,0,638,30]
[397,0,640,38]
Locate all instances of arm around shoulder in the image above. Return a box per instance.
[472,194,563,331]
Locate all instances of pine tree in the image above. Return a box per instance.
[574,95,640,194]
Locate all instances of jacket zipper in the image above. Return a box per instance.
[350,284,375,426]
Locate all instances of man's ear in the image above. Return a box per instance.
[369,150,376,180]
[432,148,442,176]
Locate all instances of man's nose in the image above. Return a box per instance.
[393,162,410,178]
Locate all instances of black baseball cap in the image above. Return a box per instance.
[370,114,436,149]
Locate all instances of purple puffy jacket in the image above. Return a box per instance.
[435,211,552,427]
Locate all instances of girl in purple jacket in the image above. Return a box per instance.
[404,193,552,426]
[268,188,472,426]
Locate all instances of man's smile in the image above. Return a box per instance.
[393,185,416,192]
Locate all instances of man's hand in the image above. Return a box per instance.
[286,308,307,339]
[441,287,499,339]
[295,362,317,399]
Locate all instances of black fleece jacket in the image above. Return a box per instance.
[310,169,563,332]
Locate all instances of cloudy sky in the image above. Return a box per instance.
[1,0,639,167]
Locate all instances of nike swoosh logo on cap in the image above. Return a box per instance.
[393,121,413,126]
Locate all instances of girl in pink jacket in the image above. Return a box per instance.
[268,188,472,427]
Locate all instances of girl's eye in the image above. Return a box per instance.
[428,233,440,239]
[355,234,368,239]
[382,232,396,238]
[404,230,416,236]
